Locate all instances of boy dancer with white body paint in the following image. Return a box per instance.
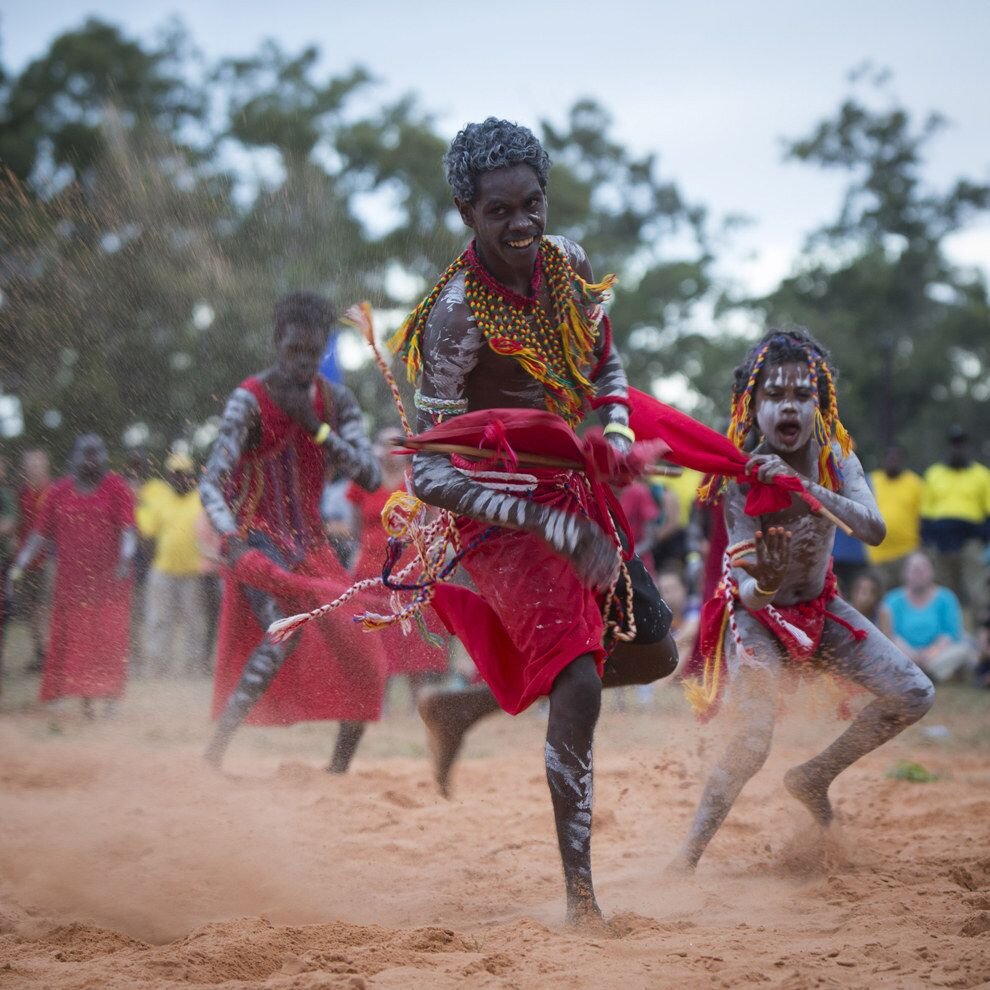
[672,329,935,870]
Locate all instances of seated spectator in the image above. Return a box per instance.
[882,551,976,683]
[849,570,889,632]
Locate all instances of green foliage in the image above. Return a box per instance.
[758,72,990,465]
[0,26,987,473]
[214,42,371,164]
[887,760,939,783]
[0,19,204,191]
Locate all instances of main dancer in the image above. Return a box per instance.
[672,329,935,870]
[200,291,388,771]
[391,118,677,924]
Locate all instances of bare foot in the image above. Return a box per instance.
[417,689,471,798]
[203,734,228,771]
[664,852,697,877]
[565,894,606,931]
[784,764,833,826]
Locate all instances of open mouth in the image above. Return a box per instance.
[506,235,537,250]
[776,423,801,443]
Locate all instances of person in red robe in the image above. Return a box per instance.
[199,291,388,772]
[346,428,449,699]
[8,435,135,714]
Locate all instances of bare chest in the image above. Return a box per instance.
[466,346,548,410]
[762,507,835,603]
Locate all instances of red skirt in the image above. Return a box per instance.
[211,546,388,725]
[431,468,609,715]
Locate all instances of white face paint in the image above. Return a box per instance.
[753,361,818,454]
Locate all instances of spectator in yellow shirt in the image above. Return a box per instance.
[920,426,990,616]
[137,453,207,676]
[867,446,924,590]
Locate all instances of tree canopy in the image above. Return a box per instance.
[1,25,987,471]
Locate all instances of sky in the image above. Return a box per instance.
[2,0,989,295]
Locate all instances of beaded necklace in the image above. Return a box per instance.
[390,237,616,427]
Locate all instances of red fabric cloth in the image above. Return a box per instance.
[399,406,667,491]
[688,498,728,672]
[347,482,447,676]
[430,467,610,716]
[18,483,51,568]
[213,547,387,724]
[211,377,388,725]
[36,473,134,701]
[400,407,665,564]
[224,376,333,560]
[685,560,866,721]
[627,388,824,518]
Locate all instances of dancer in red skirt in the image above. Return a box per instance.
[200,292,387,771]
[390,119,677,924]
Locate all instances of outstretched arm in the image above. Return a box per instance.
[409,281,618,589]
[805,451,885,546]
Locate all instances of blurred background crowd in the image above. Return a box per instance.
[2,420,988,700]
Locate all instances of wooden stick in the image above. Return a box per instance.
[393,440,684,477]
[396,440,852,532]
[815,504,854,536]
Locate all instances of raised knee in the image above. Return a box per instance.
[627,635,680,685]
[903,678,936,722]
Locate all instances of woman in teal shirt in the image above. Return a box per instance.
[882,551,975,682]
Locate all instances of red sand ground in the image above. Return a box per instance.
[1,665,988,989]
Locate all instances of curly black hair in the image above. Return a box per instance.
[273,291,336,340]
[732,327,834,410]
[443,117,551,203]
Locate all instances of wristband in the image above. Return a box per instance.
[755,581,779,598]
[603,422,636,444]
[313,422,332,445]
